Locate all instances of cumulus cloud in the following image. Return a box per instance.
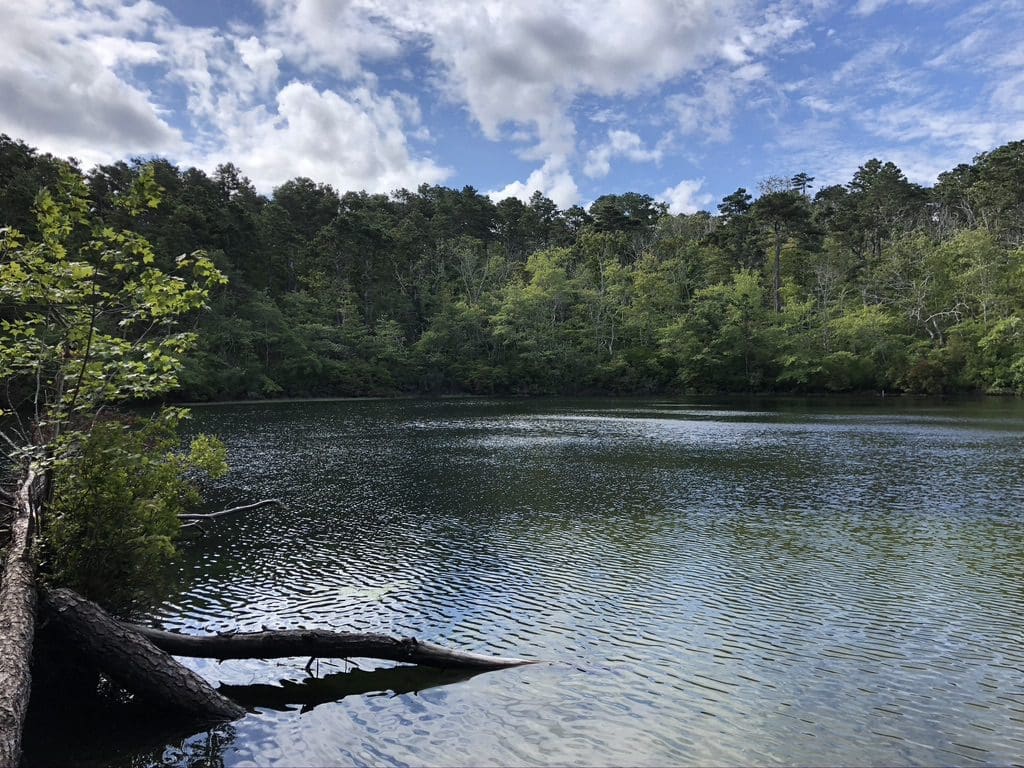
[209,83,450,195]
[0,0,181,166]
[3,0,1018,210]
[660,178,713,214]
[583,130,663,179]
[488,158,580,208]
[260,0,403,79]
[0,0,452,195]
[235,36,283,96]
[259,0,807,177]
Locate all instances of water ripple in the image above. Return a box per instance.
[92,398,1024,767]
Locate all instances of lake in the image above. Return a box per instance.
[28,397,1024,766]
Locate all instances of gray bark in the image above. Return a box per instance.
[42,589,244,722]
[0,472,39,768]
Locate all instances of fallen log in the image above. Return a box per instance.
[179,498,283,521]
[129,624,537,670]
[42,589,244,722]
[0,471,40,767]
[38,588,529,726]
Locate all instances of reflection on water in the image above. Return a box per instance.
[29,397,1024,766]
[222,665,485,714]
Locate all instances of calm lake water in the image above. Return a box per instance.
[30,397,1024,766]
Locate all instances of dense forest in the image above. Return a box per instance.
[3,133,1023,398]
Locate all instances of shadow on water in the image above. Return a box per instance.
[23,663,478,766]
[22,685,235,768]
[221,663,483,713]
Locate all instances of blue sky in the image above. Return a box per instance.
[1,0,1021,211]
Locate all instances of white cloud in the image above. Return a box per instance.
[777,0,1024,187]
[2,0,1017,211]
[852,0,889,14]
[867,103,1023,157]
[260,0,403,79]
[660,178,713,214]
[407,0,743,158]
[0,0,450,195]
[0,0,181,166]
[260,0,808,175]
[209,83,450,195]
[236,36,283,96]
[583,130,663,179]
[801,95,840,113]
[488,157,580,208]
[851,0,936,16]
[664,4,803,144]
[669,69,755,142]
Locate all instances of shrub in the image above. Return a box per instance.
[40,410,227,614]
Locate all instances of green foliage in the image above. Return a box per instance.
[660,271,775,391]
[40,412,228,613]
[0,162,227,460]
[4,135,1024,400]
[975,316,1024,393]
[826,305,906,390]
[0,154,229,616]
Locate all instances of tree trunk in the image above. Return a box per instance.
[41,589,244,722]
[773,225,783,314]
[129,624,536,670]
[0,471,40,768]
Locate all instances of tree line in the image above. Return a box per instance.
[3,134,1023,398]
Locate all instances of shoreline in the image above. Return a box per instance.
[172,389,1006,408]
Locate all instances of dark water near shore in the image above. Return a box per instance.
[28,397,1024,766]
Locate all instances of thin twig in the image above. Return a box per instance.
[178,498,284,521]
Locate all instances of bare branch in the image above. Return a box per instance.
[127,624,538,670]
[178,498,284,521]
[0,428,23,454]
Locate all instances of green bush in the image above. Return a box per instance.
[40,410,227,614]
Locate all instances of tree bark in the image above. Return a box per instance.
[0,471,40,768]
[42,589,244,723]
[129,624,536,670]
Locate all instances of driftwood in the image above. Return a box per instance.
[0,471,40,767]
[129,624,537,669]
[42,589,244,722]
[179,498,283,521]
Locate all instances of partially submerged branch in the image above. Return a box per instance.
[179,498,284,521]
[30,588,531,737]
[129,624,537,670]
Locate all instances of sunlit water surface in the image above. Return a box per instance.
[31,398,1024,766]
